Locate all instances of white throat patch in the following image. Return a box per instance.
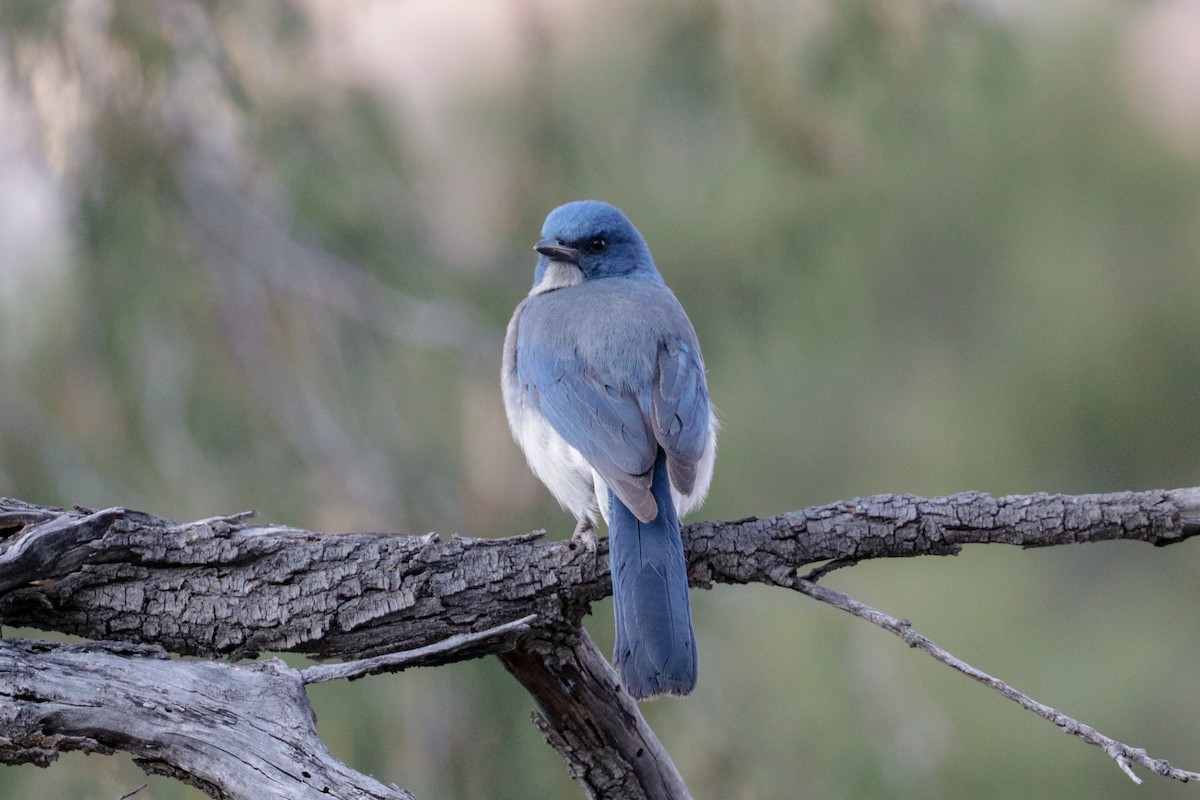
[530,261,584,295]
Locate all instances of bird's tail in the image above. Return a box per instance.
[609,450,698,699]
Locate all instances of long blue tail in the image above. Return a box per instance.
[609,450,697,699]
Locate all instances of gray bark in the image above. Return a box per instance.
[0,487,1196,799]
[500,631,693,800]
[0,639,412,799]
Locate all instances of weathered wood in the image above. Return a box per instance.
[0,487,1197,799]
[685,487,1200,588]
[501,630,692,800]
[0,639,414,799]
[300,614,537,684]
[2,489,1197,661]
[0,511,605,660]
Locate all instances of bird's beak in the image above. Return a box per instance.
[534,238,581,264]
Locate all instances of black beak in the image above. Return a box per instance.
[535,238,581,264]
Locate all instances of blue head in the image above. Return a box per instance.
[532,201,661,289]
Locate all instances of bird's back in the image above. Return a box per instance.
[516,278,700,379]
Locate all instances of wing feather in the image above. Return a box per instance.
[514,282,711,522]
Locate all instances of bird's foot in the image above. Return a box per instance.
[571,518,599,557]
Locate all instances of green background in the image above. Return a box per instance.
[1,1,1199,798]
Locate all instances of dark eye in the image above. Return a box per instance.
[582,236,607,254]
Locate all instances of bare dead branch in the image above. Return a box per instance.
[300,613,538,684]
[0,487,1198,798]
[686,487,1200,590]
[1,488,1197,664]
[773,571,1200,785]
[0,639,415,799]
[500,630,692,800]
[0,508,607,660]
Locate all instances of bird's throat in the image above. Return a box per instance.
[530,261,585,295]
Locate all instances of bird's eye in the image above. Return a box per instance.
[582,236,607,254]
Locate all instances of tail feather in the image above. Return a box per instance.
[609,450,697,699]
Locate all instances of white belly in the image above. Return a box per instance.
[502,291,716,526]
[512,407,610,524]
[510,399,717,526]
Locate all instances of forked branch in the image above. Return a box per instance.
[0,487,1196,798]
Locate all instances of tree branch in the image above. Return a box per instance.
[500,629,692,800]
[0,638,415,799]
[300,613,537,684]
[772,572,1200,785]
[0,487,1197,798]
[685,487,1200,590]
[2,488,1196,661]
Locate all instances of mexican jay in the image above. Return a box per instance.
[502,200,717,698]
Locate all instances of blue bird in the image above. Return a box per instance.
[502,200,717,699]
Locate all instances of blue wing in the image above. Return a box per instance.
[520,348,659,520]
[652,335,710,495]
[514,285,711,522]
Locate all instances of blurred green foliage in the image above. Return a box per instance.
[1,1,1199,798]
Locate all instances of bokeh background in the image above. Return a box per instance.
[2,0,1200,798]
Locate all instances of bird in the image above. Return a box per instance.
[502,200,717,699]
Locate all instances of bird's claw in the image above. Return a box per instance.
[571,518,599,557]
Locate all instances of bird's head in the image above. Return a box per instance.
[531,200,660,292]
